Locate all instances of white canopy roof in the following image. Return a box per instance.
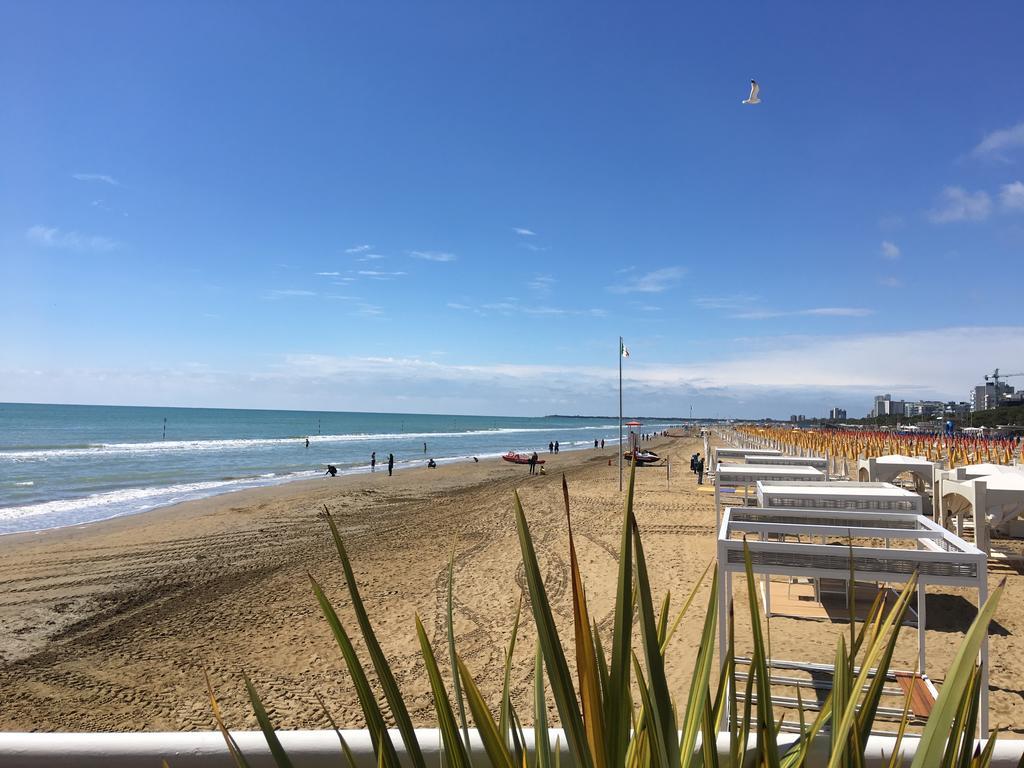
[716,463,824,484]
[872,454,935,467]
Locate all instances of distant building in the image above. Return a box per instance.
[829,407,847,420]
[972,382,1015,411]
[871,394,905,418]
[905,401,943,418]
[944,401,972,417]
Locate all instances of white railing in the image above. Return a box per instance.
[2,730,1023,767]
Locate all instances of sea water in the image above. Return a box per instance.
[0,403,675,535]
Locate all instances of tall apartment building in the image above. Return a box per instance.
[972,382,1015,412]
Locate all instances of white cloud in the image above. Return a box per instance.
[928,186,992,223]
[520,242,549,252]
[878,277,902,288]
[528,275,555,294]
[72,173,120,186]
[409,250,457,262]
[26,225,119,252]
[447,302,471,310]
[693,295,759,311]
[7,326,1023,417]
[880,240,901,260]
[513,227,536,236]
[607,266,686,294]
[315,271,341,276]
[1000,180,1024,211]
[734,307,874,320]
[269,289,316,297]
[345,244,372,253]
[357,254,385,261]
[971,122,1024,162]
[358,270,407,278]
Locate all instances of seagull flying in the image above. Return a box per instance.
[742,79,761,105]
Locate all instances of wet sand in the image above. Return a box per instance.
[1,434,1022,733]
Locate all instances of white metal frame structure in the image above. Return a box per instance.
[713,446,781,465]
[749,454,830,474]
[857,455,940,494]
[717,506,990,732]
[756,481,923,515]
[938,472,1024,555]
[714,464,825,524]
[932,464,1023,518]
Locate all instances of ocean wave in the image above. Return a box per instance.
[0,424,630,461]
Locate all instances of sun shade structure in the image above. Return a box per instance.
[756,480,923,514]
[748,454,829,472]
[939,468,1024,554]
[713,446,781,464]
[714,463,825,524]
[716,505,990,732]
[857,454,941,494]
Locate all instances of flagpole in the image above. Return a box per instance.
[619,335,623,492]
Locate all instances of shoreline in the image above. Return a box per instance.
[0,439,634,538]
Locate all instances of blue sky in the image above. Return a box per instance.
[2,2,1024,418]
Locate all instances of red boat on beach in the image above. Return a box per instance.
[502,451,545,465]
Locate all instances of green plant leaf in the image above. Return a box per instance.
[604,464,636,766]
[632,514,679,768]
[447,540,471,754]
[456,655,515,768]
[564,474,607,768]
[205,671,253,768]
[309,573,400,768]
[242,674,294,768]
[499,596,523,750]
[534,644,552,768]
[740,539,780,768]
[322,508,426,768]
[513,490,594,768]
[679,564,719,768]
[415,614,471,768]
[314,692,357,768]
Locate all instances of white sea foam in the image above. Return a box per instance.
[0,424,624,461]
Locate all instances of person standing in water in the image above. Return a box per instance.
[388,453,395,476]
[305,437,310,448]
[423,442,427,453]
[371,452,376,472]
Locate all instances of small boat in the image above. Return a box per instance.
[625,450,661,465]
[503,451,545,465]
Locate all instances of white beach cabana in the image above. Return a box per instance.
[857,454,941,494]
[748,454,829,474]
[756,480,923,514]
[938,470,1024,554]
[713,446,781,465]
[717,505,990,731]
[931,463,1022,518]
[714,464,824,524]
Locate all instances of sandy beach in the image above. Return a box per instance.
[2,434,1023,734]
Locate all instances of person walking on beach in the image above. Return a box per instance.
[371,452,376,472]
[549,441,554,453]
[554,441,559,453]
[601,439,605,449]
[696,456,705,485]
[595,439,599,449]
[388,453,395,476]
[690,453,697,473]
[528,451,538,475]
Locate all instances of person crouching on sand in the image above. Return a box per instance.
[325,464,337,477]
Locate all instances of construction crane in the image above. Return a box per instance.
[983,368,1024,388]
